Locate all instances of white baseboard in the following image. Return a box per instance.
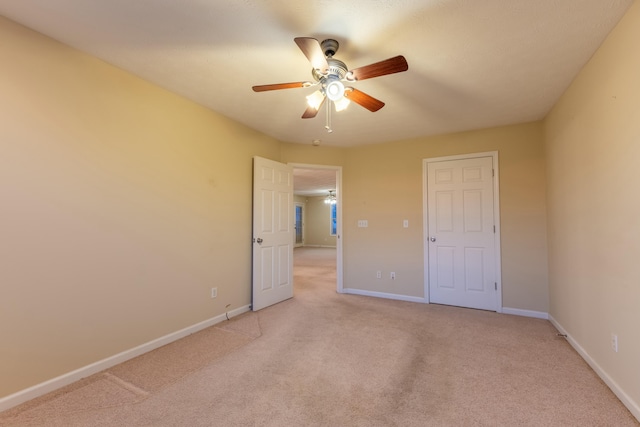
[342,287,427,304]
[502,307,549,319]
[549,315,640,422]
[0,305,251,413]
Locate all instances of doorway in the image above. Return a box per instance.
[291,164,343,294]
[423,152,502,312]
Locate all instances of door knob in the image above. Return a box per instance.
[430,236,436,242]
[256,238,263,244]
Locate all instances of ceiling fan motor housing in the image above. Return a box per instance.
[312,58,348,82]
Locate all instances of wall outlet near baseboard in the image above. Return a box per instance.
[611,333,618,352]
[376,271,381,279]
[390,272,396,280]
[211,287,218,298]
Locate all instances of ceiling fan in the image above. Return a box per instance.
[252,37,409,120]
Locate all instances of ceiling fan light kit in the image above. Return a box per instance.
[324,190,337,205]
[325,77,345,101]
[252,37,408,132]
[333,96,350,112]
[306,90,325,110]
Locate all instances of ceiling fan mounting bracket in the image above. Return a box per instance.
[320,39,339,57]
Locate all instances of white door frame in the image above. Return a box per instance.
[422,151,502,313]
[289,163,344,293]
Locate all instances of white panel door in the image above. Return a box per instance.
[427,156,497,311]
[252,157,293,311]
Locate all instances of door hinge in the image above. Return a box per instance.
[492,169,495,177]
[493,225,496,233]
[495,282,498,291]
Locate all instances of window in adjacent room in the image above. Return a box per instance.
[330,203,337,236]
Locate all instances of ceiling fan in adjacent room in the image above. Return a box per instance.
[252,37,408,130]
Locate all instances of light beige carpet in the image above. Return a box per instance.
[1,247,637,426]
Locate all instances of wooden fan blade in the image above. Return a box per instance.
[252,82,309,92]
[348,55,408,81]
[302,97,326,119]
[294,37,329,73]
[344,88,385,112]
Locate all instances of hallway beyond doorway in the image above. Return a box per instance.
[293,247,337,295]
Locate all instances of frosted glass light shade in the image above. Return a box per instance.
[306,90,325,109]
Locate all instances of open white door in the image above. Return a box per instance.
[252,157,294,311]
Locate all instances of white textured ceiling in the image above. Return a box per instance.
[0,0,633,147]
[293,168,336,196]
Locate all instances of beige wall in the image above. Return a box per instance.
[339,123,549,308]
[302,196,337,247]
[544,0,640,411]
[0,17,281,397]
[282,123,549,311]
